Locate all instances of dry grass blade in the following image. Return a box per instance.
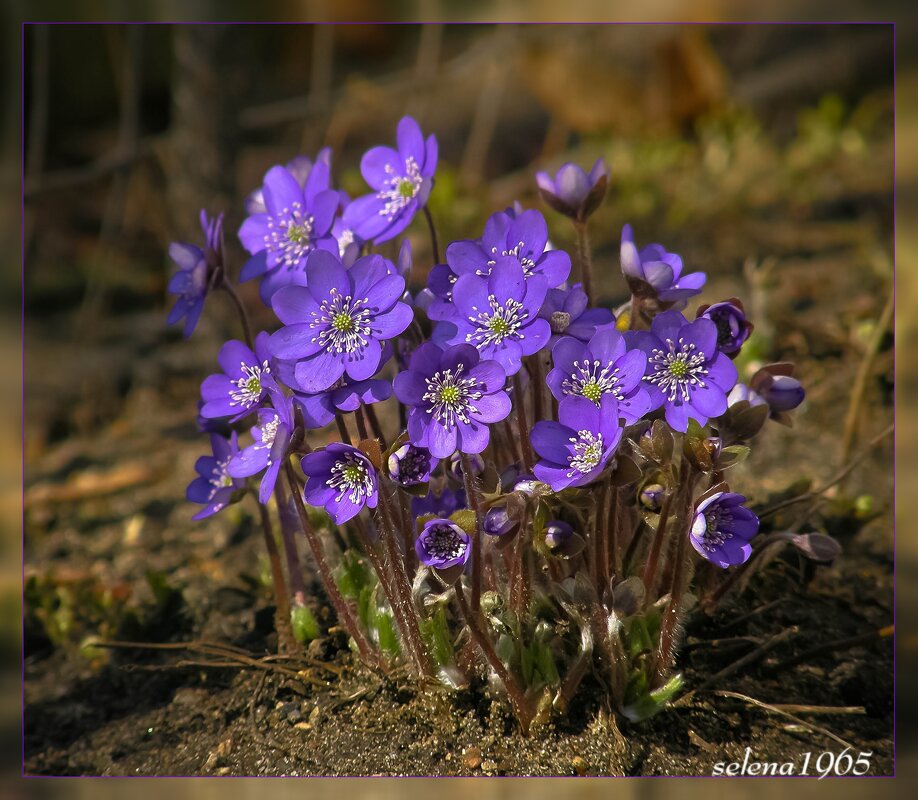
[712,690,856,751]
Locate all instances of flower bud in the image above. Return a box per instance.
[448,451,484,483]
[639,483,665,511]
[546,523,585,558]
[483,505,518,537]
[388,443,436,487]
[535,159,608,222]
[759,374,805,412]
[698,299,752,357]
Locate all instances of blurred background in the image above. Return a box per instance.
[6,5,910,792]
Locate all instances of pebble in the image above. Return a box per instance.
[461,746,482,769]
[481,759,498,774]
[572,756,587,775]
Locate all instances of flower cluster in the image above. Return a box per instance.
[171,115,810,732]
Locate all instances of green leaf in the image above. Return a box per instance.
[375,610,401,658]
[420,606,455,667]
[291,605,319,643]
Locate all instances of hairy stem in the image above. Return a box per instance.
[219,277,253,348]
[256,498,295,652]
[376,483,433,677]
[573,221,593,305]
[275,478,306,607]
[283,461,378,667]
[511,372,534,469]
[460,452,486,614]
[454,581,532,733]
[423,205,441,264]
[641,488,674,598]
[653,469,698,684]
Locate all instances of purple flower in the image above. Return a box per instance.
[415,518,470,570]
[411,486,466,519]
[167,210,223,338]
[620,224,705,308]
[536,159,608,222]
[432,261,551,375]
[238,158,340,302]
[639,483,665,511]
[343,116,438,244]
[294,378,392,429]
[538,283,615,347]
[227,394,295,504]
[547,328,651,425]
[186,433,245,520]
[544,520,574,553]
[394,343,511,459]
[483,506,517,537]
[443,209,571,290]
[447,450,484,483]
[269,250,414,393]
[245,151,329,215]
[729,364,805,423]
[300,443,379,524]
[630,310,738,432]
[277,356,392,429]
[388,443,437,487]
[199,332,276,421]
[698,299,753,357]
[530,394,623,491]
[760,374,805,411]
[690,491,759,568]
[727,382,763,408]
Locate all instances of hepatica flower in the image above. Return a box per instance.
[620,224,705,308]
[697,299,753,357]
[301,443,378,524]
[344,116,437,244]
[388,443,437,487]
[245,151,329,215]
[187,433,245,519]
[415,518,470,570]
[536,158,608,222]
[290,375,392,430]
[433,261,551,375]
[539,284,615,347]
[167,210,223,338]
[200,332,276,421]
[630,310,738,432]
[238,158,340,301]
[530,395,623,491]
[729,364,805,424]
[690,491,759,568]
[547,328,651,424]
[269,250,413,393]
[394,343,511,459]
[445,209,571,289]
[228,395,295,503]
[411,486,466,519]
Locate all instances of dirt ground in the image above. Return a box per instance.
[21,24,894,777]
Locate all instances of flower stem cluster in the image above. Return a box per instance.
[170,116,812,732]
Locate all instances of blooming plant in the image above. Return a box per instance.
[169,116,815,732]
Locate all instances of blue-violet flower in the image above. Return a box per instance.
[690,491,759,568]
[269,250,413,393]
[199,332,276,421]
[300,443,379,524]
[630,310,738,432]
[343,116,438,244]
[547,328,651,424]
[186,433,245,519]
[394,342,511,458]
[530,395,623,491]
